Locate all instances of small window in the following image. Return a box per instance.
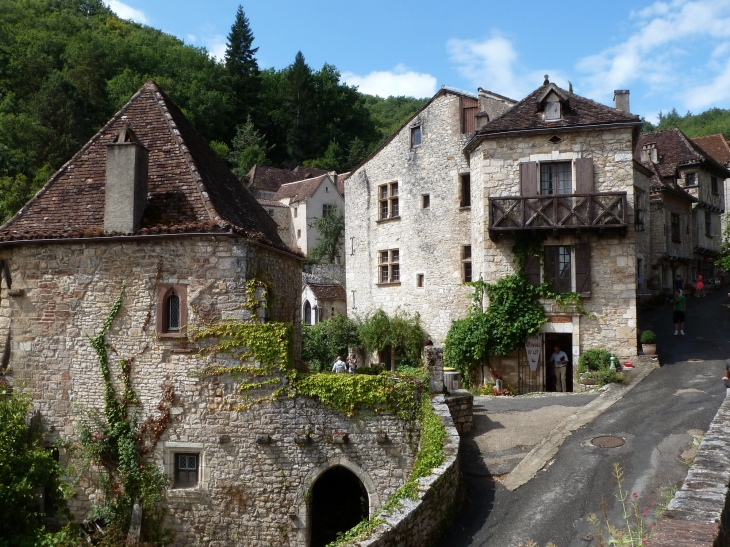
[422,194,430,209]
[168,294,180,331]
[462,245,472,283]
[416,273,424,288]
[379,182,399,220]
[411,126,422,148]
[304,300,312,324]
[323,204,333,217]
[268,209,274,216]
[711,176,719,194]
[671,213,681,242]
[174,453,199,489]
[540,162,572,195]
[544,245,571,294]
[325,186,329,193]
[685,172,697,186]
[379,249,400,284]
[297,229,301,239]
[294,207,298,218]
[705,210,712,237]
[545,102,561,120]
[157,284,187,336]
[460,174,471,207]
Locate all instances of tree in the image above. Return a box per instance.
[304,140,343,172]
[285,51,315,162]
[346,137,368,170]
[224,5,260,126]
[302,314,360,372]
[308,204,344,264]
[228,115,271,177]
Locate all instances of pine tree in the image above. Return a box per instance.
[228,115,271,177]
[224,5,261,129]
[285,51,315,162]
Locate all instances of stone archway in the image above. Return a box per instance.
[293,457,380,547]
[310,466,368,547]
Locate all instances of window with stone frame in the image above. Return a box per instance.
[174,453,199,489]
[416,273,424,288]
[157,284,187,336]
[711,176,719,195]
[544,245,572,295]
[379,249,400,284]
[422,194,430,209]
[685,172,697,187]
[671,213,681,242]
[410,125,422,148]
[379,182,399,220]
[461,245,472,283]
[705,210,712,237]
[460,174,471,207]
[540,162,572,195]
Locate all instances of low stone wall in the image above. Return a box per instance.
[647,396,730,547]
[445,390,474,435]
[355,395,461,547]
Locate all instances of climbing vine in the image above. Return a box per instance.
[74,288,172,545]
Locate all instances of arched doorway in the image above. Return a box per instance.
[304,300,312,325]
[309,466,368,547]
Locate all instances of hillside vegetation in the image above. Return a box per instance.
[0,0,426,222]
[643,107,730,138]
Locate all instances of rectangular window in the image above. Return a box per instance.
[378,182,399,220]
[544,245,572,294]
[711,176,719,194]
[416,273,424,288]
[634,192,645,231]
[462,245,472,283]
[460,174,471,207]
[294,207,298,218]
[671,213,681,242]
[322,204,333,217]
[705,210,712,237]
[540,162,572,195]
[379,249,400,284]
[297,229,301,239]
[411,126,422,148]
[174,453,199,489]
[685,172,697,186]
[545,102,561,120]
[422,194,430,209]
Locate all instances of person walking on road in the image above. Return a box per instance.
[673,288,686,335]
[696,275,706,297]
[550,345,569,393]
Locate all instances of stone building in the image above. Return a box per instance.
[637,129,729,284]
[0,81,422,545]
[345,80,648,391]
[692,134,730,235]
[243,164,329,200]
[302,282,347,325]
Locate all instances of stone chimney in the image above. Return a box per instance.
[640,143,658,164]
[104,126,148,234]
[614,90,630,113]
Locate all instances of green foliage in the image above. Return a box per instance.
[358,310,426,368]
[715,218,730,273]
[594,369,626,387]
[362,95,430,139]
[308,205,345,264]
[644,107,730,138]
[228,115,271,178]
[577,348,612,373]
[304,139,344,172]
[209,140,230,159]
[354,365,385,375]
[0,392,73,546]
[640,330,657,344]
[301,313,359,372]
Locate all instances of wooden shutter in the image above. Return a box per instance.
[575,158,594,193]
[520,162,539,196]
[525,253,541,286]
[575,242,591,297]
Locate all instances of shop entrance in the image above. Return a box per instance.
[309,466,369,547]
[544,333,573,393]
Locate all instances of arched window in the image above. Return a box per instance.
[157,284,187,336]
[168,292,180,331]
[304,300,312,325]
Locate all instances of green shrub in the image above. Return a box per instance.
[302,314,360,372]
[578,349,612,373]
[354,364,385,375]
[595,369,626,387]
[358,310,426,368]
[640,330,657,344]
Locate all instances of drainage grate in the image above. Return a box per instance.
[591,435,625,448]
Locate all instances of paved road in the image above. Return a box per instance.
[440,289,730,547]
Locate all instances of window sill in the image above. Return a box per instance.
[376,282,402,287]
[157,332,188,339]
[376,216,401,224]
[459,206,472,211]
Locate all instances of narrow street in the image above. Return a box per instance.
[440,289,730,547]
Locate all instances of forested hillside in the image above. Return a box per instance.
[0,0,427,222]
[643,107,730,138]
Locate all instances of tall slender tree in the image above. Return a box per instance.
[285,51,314,162]
[224,5,261,129]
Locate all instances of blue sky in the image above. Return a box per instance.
[108,0,730,123]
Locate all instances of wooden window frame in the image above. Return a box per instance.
[462,245,472,283]
[685,172,697,187]
[322,203,333,217]
[378,182,400,221]
[460,174,471,208]
[540,161,572,195]
[544,101,561,121]
[670,213,681,243]
[378,249,400,285]
[544,245,572,295]
[173,452,199,489]
[157,284,187,337]
[410,126,422,148]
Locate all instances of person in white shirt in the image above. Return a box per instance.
[550,345,569,393]
[347,353,357,374]
[332,356,347,374]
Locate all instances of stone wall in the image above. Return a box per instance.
[303,263,346,286]
[0,236,424,546]
[444,390,474,434]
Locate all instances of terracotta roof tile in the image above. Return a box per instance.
[692,134,730,166]
[636,129,730,176]
[307,283,346,301]
[243,165,329,194]
[273,174,329,203]
[256,198,288,208]
[0,81,295,254]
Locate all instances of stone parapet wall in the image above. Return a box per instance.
[445,390,474,434]
[356,395,461,547]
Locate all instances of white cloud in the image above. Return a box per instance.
[340,65,437,98]
[446,35,568,100]
[107,0,148,24]
[186,34,197,43]
[686,58,730,109]
[206,36,227,63]
[576,0,730,106]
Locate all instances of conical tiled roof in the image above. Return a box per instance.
[0,80,294,254]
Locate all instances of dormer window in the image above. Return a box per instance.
[545,102,561,120]
[157,284,187,336]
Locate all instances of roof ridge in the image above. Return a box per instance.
[0,83,148,234]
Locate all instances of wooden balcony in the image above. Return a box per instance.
[488,192,628,236]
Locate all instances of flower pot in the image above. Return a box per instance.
[642,344,656,355]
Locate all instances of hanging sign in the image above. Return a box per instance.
[525,335,541,372]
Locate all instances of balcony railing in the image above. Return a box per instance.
[488,192,628,235]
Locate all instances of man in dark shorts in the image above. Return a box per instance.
[673,288,686,335]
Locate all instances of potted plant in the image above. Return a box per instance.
[641,330,657,355]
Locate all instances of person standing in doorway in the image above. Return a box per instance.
[550,345,569,393]
[673,288,686,335]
